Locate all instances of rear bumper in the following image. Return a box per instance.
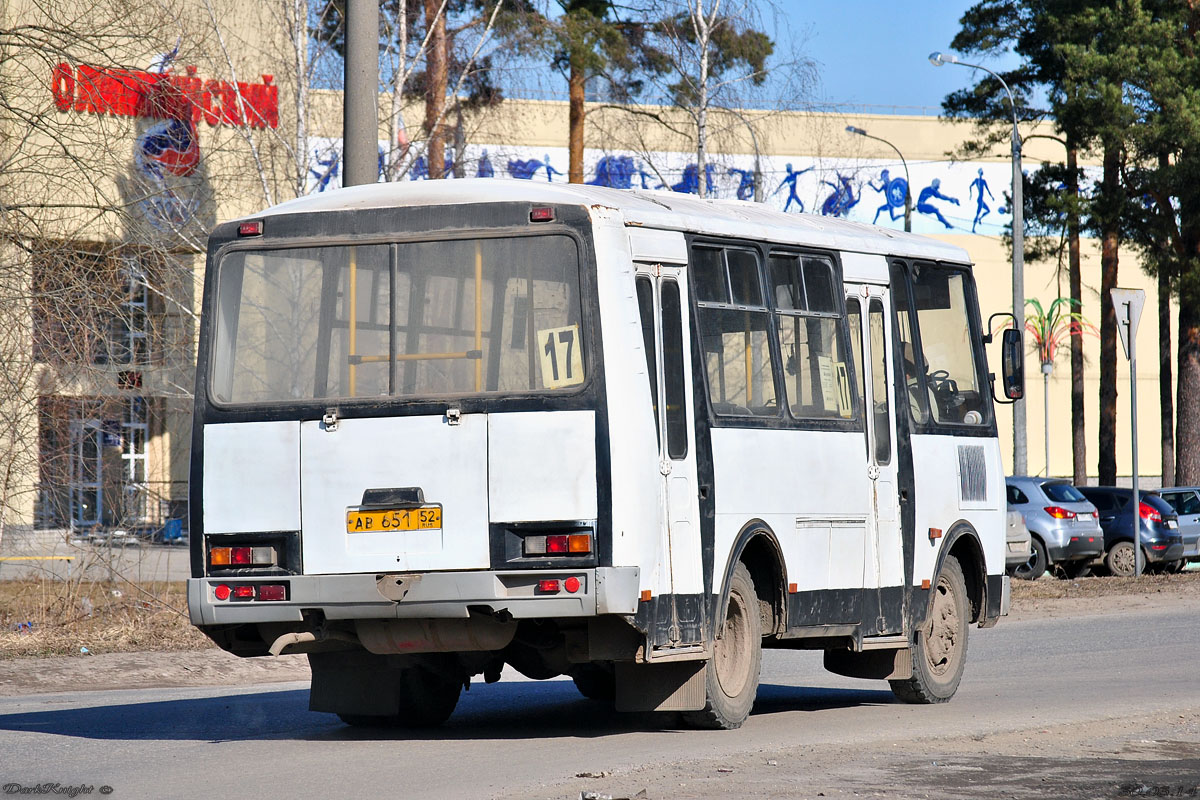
[1047,531,1105,563]
[1145,540,1185,563]
[1004,534,1032,567]
[188,566,641,626]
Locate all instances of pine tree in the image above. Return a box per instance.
[946,0,1138,483]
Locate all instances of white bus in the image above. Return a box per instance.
[188,179,1023,729]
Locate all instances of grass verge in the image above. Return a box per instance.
[0,577,212,658]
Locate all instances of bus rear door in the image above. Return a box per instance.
[635,265,704,650]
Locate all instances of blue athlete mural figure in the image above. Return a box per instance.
[587,155,636,188]
[820,173,860,217]
[917,178,960,229]
[507,154,563,181]
[672,163,716,195]
[476,149,494,177]
[310,148,340,192]
[774,163,813,212]
[869,168,909,225]
[410,152,455,180]
[636,161,659,189]
[969,168,994,232]
[728,167,756,200]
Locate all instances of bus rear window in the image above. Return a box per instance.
[210,235,585,404]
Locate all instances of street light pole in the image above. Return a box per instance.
[344,0,380,187]
[845,125,911,232]
[930,51,1027,476]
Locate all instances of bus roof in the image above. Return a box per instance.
[252,178,972,264]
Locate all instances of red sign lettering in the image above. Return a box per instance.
[51,62,279,129]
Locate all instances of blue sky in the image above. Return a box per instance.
[776,1,1019,112]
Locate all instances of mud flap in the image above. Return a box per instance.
[308,650,405,716]
[614,661,706,712]
[823,647,913,681]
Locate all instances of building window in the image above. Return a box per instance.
[33,247,160,367]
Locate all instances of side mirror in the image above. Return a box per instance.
[1001,327,1024,400]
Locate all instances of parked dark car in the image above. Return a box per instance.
[1074,487,1185,576]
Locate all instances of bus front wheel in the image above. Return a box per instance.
[682,562,762,730]
[890,556,968,704]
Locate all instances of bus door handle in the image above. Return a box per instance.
[698,484,711,501]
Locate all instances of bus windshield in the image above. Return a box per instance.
[209,234,585,405]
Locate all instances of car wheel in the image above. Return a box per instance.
[682,562,761,730]
[1013,537,1047,581]
[1104,540,1143,577]
[890,556,969,704]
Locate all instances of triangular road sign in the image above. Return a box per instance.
[1110,287,1146,361]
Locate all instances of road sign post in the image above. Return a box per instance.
[1111,288,1145,577]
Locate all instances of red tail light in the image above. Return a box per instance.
[1139,502,1162,522]
[1045,506,1076,520]
[257,584,287,601]
[232,585,255,599]
[537,579,560,593]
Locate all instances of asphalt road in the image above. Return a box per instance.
[0,607,1198,799]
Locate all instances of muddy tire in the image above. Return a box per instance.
[890,556,969,704]
[1013,537,1047,581]
[337,666,461,728]
[682,562,762,730]
[1105,540,1142,577]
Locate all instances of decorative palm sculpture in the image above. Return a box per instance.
[1024,297,1098,476]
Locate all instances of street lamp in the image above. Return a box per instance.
[929,50,1028,477]
[845,125,911,232]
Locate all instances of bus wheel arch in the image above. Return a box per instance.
[716,521,788,638]
[940,522,986,624]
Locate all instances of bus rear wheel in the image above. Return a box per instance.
[890,556,968,704]
[337,665,462,728]
[682,562,761,730]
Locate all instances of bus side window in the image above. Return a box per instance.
[635,275,660,442]
[769,253,855,420]
[891,263,930,425]
[661,280,689,458]
[694,245,779,418]
[868,298,891,464]
[846,296,866,453]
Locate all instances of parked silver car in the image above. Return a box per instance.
[1152,487,1200,570]
[1006,476,1105,580]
